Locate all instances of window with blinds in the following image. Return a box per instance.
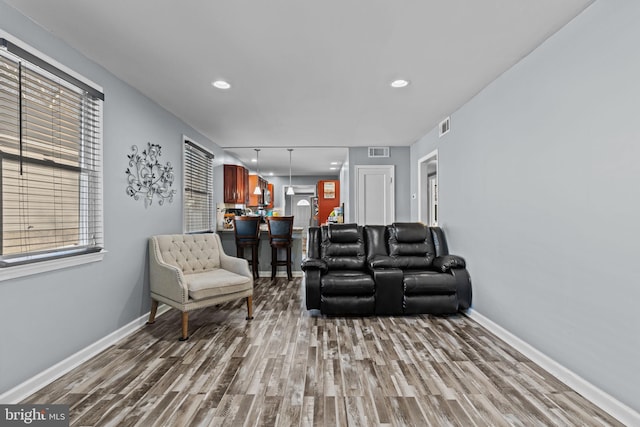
[183,139,213,233]
[0,38,104,267]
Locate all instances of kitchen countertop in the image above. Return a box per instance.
[219,225,304,233]
[218,225,305,275]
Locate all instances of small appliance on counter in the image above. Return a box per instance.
[253,204,270,223]
[220,206,248,230]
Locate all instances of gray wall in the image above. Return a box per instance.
[348,146,411,223]
[0,2,228,394]
[410,0,640,412]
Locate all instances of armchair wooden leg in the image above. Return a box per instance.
[246,295,254,320]
[179,312,189,341]
[147,299,159,325]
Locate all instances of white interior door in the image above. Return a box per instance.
[355,165,394,225]
[418,150,438,226]
[291,194,312,228]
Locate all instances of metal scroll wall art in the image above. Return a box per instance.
[126,143,176,207]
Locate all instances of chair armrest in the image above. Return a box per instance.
[220,252,253,279]
[148,239,188,303]
[451,268,472,310]
[368,255,397,269]
[433,254,466,272]
[301,258,327,273]
[304,269,322,310]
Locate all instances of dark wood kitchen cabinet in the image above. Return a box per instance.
[224,164,249,204]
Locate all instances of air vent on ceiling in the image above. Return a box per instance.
[368,147,389,158]
[439,117,450,137]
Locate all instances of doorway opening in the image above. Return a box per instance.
[418,150,438,226]
[283,185,315,256]
[283,185,315,226]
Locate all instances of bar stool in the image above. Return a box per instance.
[233,216,261,279]
[266,216,294,281]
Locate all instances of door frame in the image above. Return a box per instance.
[418,149,438,226]
[354,164,395,225]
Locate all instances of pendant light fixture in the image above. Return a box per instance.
[286,148,295,195]
[253,148,262,195]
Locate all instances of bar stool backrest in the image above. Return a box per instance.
[233,216,261,243]
[266,216,294,245]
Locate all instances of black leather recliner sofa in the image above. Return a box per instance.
[303,223,375,315]
[302,222,472,315]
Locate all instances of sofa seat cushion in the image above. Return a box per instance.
[403,271,457,295]
[186,268,252,300]
[321,271,375,296]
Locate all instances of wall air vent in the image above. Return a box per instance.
[439,116,450,137]
[368,147,390,158]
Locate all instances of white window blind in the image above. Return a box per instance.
[0,38,103,267]
[184,139,213,233]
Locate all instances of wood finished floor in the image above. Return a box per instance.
[23,277,623,427]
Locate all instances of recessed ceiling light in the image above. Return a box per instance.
[330,167,337,170]
[269,172,274,176]
[251,158,257,163]
[390,79,409,88]
[330,162,339,165]
[212,80,231,89]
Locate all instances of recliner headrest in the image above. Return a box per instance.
[327,223,360,243]
[392,223,427,243]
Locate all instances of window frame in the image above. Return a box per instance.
[182,135,214,234]
[0,32,105,281]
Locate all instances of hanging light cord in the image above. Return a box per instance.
[256,149,260,176]
[254,148,262,195]
[287,149,295,196]
[289,149,292,189]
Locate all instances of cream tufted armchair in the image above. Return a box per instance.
[147,233,254,340]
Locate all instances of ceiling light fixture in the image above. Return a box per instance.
[212,80,231,89]
[390,79,409,88]
[286,149,295,195]
[253,149,262,195]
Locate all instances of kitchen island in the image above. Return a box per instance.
[218,225,304,278]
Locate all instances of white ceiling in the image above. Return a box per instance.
[4,0,594,176]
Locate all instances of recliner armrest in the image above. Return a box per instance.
[301,258,328,273]
[368,255,396,269]
[433,254,466,272]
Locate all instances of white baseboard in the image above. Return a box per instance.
[466,309,640,426]
[0,305,170,404]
